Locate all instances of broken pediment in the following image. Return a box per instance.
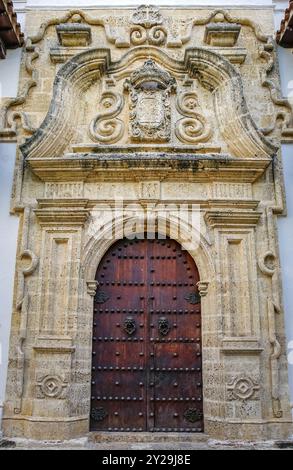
[21,46,277,181]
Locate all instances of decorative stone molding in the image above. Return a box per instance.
[56,23,92,47]
[14,209,39,414]
[36,374,68,399]
[268,299,283,418]
[33,337,75,354]
[227,376,260,401]
[87,280,99,297]
[204,23,241,47]
[205,210,262,228]
[34,200,90,227]
[140,181,161,200]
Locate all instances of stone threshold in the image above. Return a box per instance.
[89,432,209,444]
[1,434,293,450]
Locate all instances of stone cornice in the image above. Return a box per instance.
[27,154,271,183]
[205,209,262,227]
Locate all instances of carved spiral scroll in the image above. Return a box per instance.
[148,26,167,45]
[175,92,212,144]
[130,26,147,45]
[130,25,167,46]
[89,91,125,144]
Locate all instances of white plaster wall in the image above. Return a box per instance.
[0,44,22,433]
[0,145,19,433]
[278,145,293,411]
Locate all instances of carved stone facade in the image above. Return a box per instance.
[1,5,292,441]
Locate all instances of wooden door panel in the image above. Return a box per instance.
[91,237,203,432]
[154,343,201,369]
[154,401,204,431]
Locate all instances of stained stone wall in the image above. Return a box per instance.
[1,5,293,440]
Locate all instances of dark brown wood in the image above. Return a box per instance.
[0,1,24,59]
[90,236,203,432]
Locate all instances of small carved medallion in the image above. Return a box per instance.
[124,60,176,142]
[95,291,110,304]
[123,317,137,336]
[91,407,108,422]
[36,375,68,399]
[158,317,171,336]
[184,408,203,423]
[185,292,201,305]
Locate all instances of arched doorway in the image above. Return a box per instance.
[90,236,203,432]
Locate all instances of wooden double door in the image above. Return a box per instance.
[90,237,203,432]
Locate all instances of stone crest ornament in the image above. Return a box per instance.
[124,60,176,142]
[158,317,171,336]
[91,407,108,422]
[123,317,137,336]
[95,290,110,304]
[227,376,260,401]
[183,408,203,423]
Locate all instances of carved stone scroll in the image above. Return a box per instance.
[175,91,212,144]
[89,91,125,144]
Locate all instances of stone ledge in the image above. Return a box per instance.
[27,154,271,183]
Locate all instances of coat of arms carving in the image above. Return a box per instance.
[124,59,176,142]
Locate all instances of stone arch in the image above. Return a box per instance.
[82,214,215,283]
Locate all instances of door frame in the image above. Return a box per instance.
[82,217,215,433]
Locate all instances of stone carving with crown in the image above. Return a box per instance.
[124,59,177,142]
